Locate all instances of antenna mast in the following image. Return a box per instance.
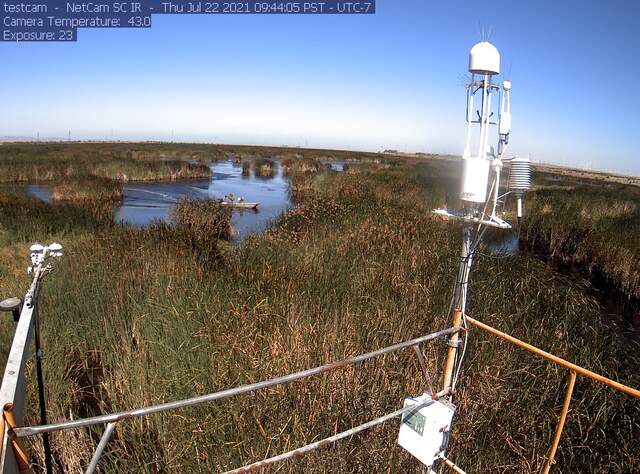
[436,40,519,393]
[399,40,531,471]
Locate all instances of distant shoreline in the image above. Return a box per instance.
[1,139,637,184]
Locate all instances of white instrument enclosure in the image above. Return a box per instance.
[398,394,456,468]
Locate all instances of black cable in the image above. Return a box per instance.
[33,288,53,474]
[450,226,484,390]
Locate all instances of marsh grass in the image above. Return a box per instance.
[0,155,211,183]
[0,155,637,473]
[51,176,123,202]
[520,186,640,299]
[171,198,234,257]
[0,143,211,183]
[0,188,115,243]
[254,158,276,178]
[281,156,323,176]
[281,156,326,195]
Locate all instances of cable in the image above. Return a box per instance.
[451,313,468,390]
[451,254,472,391]
[446,239,475,392]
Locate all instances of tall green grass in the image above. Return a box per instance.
[0,157,637,473]
[0,188,115,243]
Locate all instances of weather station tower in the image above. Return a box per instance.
[399,39,532,471]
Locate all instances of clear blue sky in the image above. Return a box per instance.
[2,1,639,174]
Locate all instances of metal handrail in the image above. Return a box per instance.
[14,326,458,438]
[224,388,452,474]
[84,422,116,474]
[4,304,640,474]
[0,246,60,474]
[463,315,640,473]
[464,315,640,399]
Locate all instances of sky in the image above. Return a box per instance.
[2,0,639,175]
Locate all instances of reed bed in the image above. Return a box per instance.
[0,156,637,473]
[172,199,231,237]
[0,144,211,183]
[0,157,211,183]
[281,156,324,176]
[520,186,640,299]
[0,188,115,244]
[254,158,276,178]
[51,176,123,202]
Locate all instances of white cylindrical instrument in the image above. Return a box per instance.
[461,158,491,203]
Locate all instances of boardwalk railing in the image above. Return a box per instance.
[0,276,457,473]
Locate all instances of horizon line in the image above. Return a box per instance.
[1,138,637,180]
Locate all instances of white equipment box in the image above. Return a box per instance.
[398,394,456,468]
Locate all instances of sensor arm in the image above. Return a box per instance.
[490,81,512,218]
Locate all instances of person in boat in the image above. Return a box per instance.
[238,196,245,203]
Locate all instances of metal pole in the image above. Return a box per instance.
[15,327,458,438]
[412,344,435,396]
[223,388,452,474]
[464,316,640,399]
[3,404,34,473]
[85,422,116,474]
[543,371,577,474]
[440,454,467,474]
[0,266,43,471]
[441,309,463,391]
[457,225,474,315]
[442,225,474,391]
[32,287,53,474]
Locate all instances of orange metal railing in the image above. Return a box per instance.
[463,315,640,473]
[2,309,639,473]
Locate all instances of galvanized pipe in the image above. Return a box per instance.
[223,388,452,474]
[412,344,434,396]
[85,422,117,474]
[14,326,458,438]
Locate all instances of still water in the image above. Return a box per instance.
[485,233,520,256]
[115,160,292,238]
[28,160,293,240]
